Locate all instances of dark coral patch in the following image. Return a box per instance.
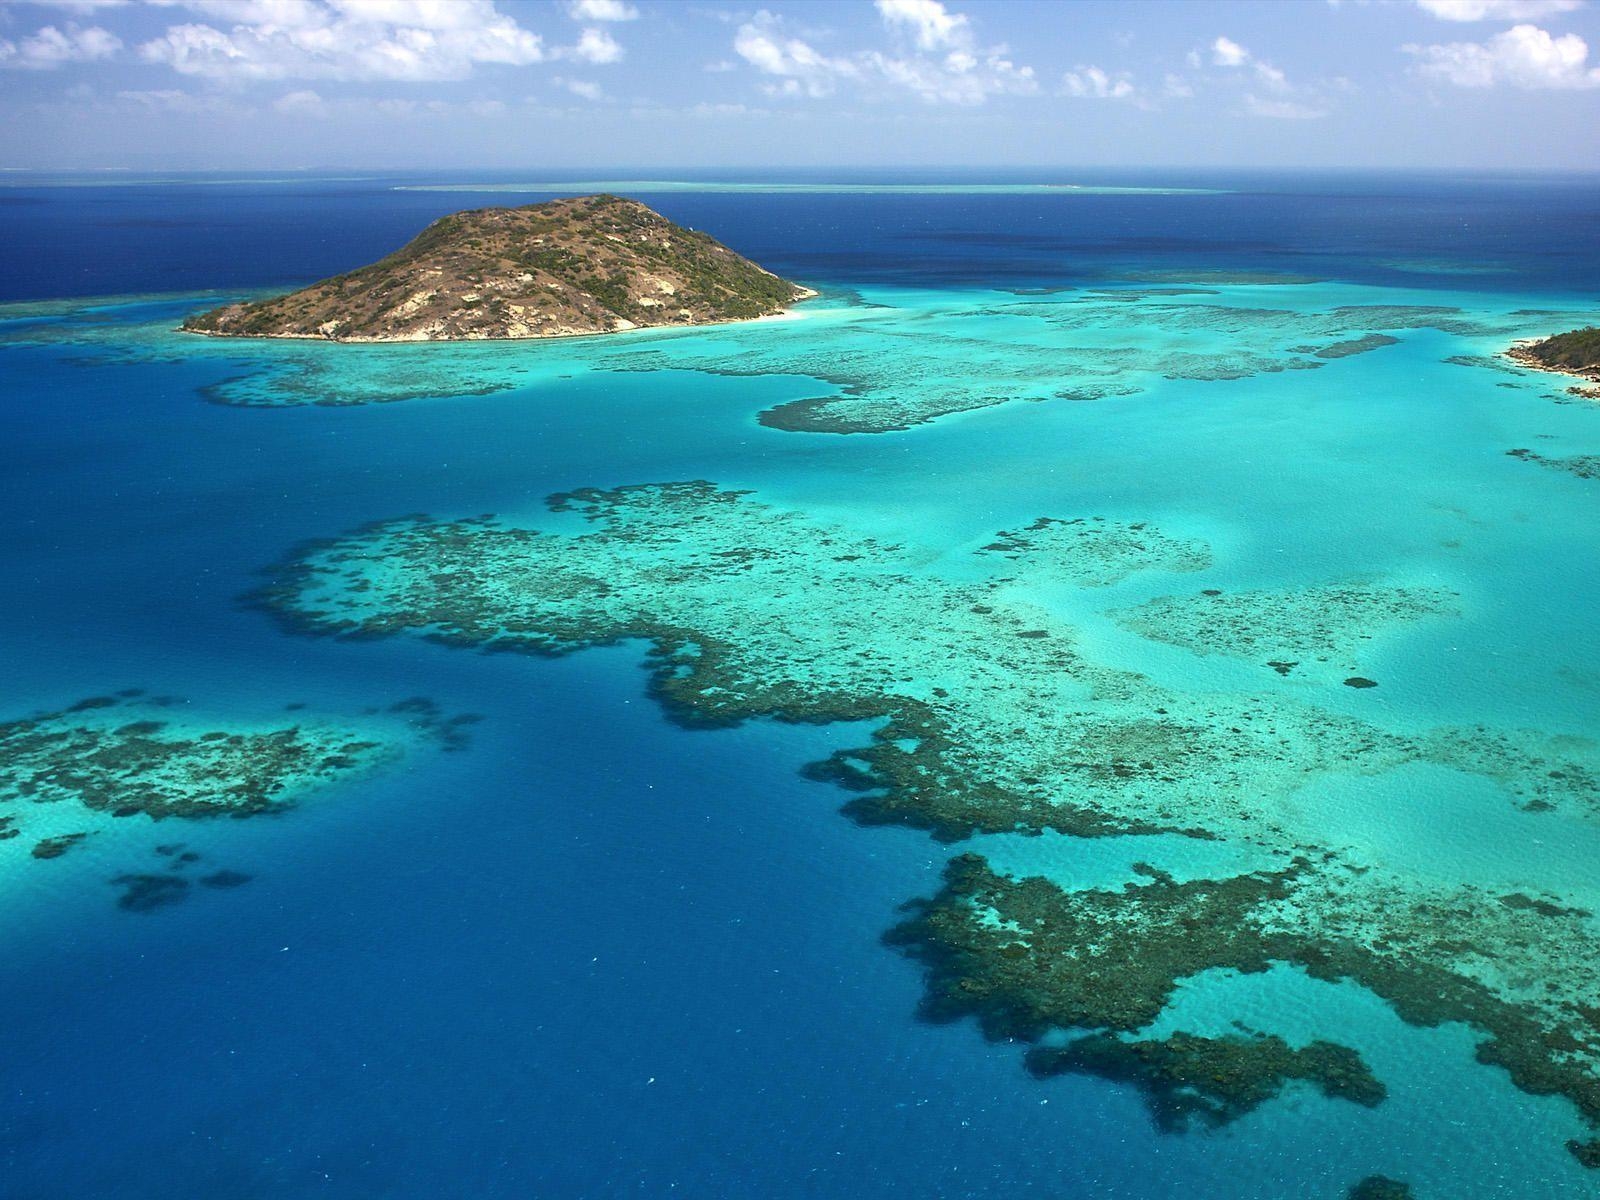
[1568,1138,1600,1168]
[0,691,459,826]
[1499,892,1593,920]
[199,869,253,889]
[1026,1031,1384,1131]
[112,873,190,912]
[1315,334,1401,360]
[1348,1177,1413,1200]
[888,855,1600,1143]
[32,833,88,860]
[1506,447,1600,481]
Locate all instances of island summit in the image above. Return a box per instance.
[182,194,813,343]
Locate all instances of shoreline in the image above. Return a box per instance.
[177,286,821,346]
[1504,337,1600,398]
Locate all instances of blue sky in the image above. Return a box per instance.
[1,0,1597,171]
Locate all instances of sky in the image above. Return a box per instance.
[1,0,1598,172]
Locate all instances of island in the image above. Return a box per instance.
[1506,326,1600,396]
[181,194,813,343]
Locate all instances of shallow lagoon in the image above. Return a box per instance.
[2,174,1599,1198]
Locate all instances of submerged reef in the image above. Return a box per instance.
[892,853,1600,1159]
[1111,583,1458,679]
[0,693,398,820]
[32,833,88,860]
[0,297,529,407]
[257,479,1600,1156]
[977,516,1211,587]
[1314,334,1401,359]
[1106,269,1325,286]
[5,287,1588,431]
[601,299,1504,434]
[1,692,462,905]
[1507,447,1600,481]
[109,844,257,913]
[113,872,191,912]
[1348,1178,1413,1200]
[1025,1031,1384,1131]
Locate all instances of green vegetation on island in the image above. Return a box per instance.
[181,194,811,343]
[1507,326,1600,385]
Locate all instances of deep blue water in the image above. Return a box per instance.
[4,169,1598,301]
[2,172,1599,1199]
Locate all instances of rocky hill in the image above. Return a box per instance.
[182,194,812,343]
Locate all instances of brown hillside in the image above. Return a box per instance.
[182,194,811,343]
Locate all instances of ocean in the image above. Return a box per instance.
[1,170,1598,1199]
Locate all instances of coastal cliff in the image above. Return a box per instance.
[182,194,811,343]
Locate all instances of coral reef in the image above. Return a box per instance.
[1111,583,1458,678]
[32,833,88,860]
[1348,1177,1413,1200]
[977,516,1211,587]
[1315,334,1401,359]
[8,288,1586,431]
[1,692,464,907]
[1507,448,1600,481]
[890,853,1600,1160]
[113,873,190,912]
[0,694,397,820]
[255,478,1600,1156]
[1026,1031,1384,1130]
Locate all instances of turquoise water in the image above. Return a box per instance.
[1,175,1599,1198]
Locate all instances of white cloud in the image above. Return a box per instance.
[866,46,1035,103]
[689,101,757,116]
[113,86,240,113]
[875,0,968,52]
[1407,22,1600,87]
[137,0,546,82]
[1162,72,1194,98]
[0,23,121,69]
[1211,35,1249,67]
[25,0,131,12]
[733,13,858,98]
[1062,65,1135,100]
[1206,35,1295,91]
[563,26,623,63]
[1245,94,1329,118]
[556,76,604,99]
[734,5,1033,105]
[567,0,638,19]
[1414,0,1583,21]
[273,88,327,115]
[1253,60,1288,89]
[1201,32,1326,114]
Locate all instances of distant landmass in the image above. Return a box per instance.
[182,194,812,343]
[1507,326,1600,393]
